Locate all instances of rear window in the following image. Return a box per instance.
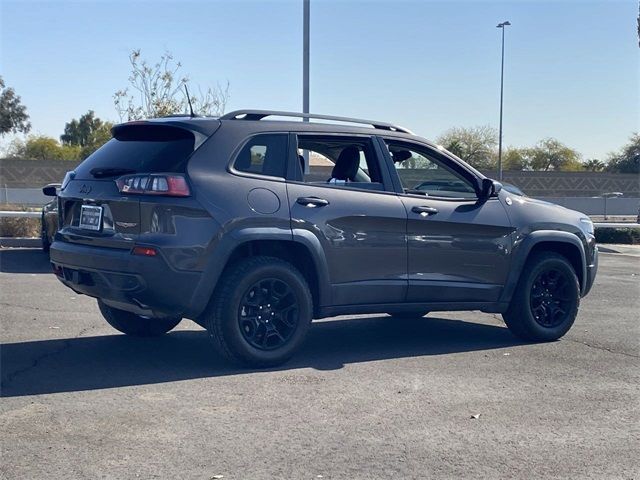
[233,134,288,178]
[74,125,195,178]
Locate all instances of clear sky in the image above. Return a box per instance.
[1,0,638,160]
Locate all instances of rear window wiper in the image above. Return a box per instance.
[90,167,137,178]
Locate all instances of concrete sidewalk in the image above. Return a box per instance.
[0,237,42,248]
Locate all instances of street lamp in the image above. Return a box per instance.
[496,20,511,181]
[600,192,624,221]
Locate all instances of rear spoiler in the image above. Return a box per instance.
[111,119,220,150]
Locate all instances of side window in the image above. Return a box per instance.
[292,135,384,191]
[385,141,478,199]
[233,134,288,177]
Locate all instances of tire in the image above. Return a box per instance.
[41,213,50,252]
[98,300,182,337]
[502,252,580,342]
[204,256,313,368]
[387,311,429,319]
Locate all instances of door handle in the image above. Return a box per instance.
[411,205,439,216]
[297,196,329,207]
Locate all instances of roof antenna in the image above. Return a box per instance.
[184,84,195,117]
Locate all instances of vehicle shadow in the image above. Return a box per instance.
[0,248,50,274]
[1,316,526,397]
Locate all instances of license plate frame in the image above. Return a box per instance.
[79,205,103,231]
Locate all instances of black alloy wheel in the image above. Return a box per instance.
[238,278,299,351]
[502,252,580,342]
[205,256,313,368]
[529,268,572,328]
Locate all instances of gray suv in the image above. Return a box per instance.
[48,110,598,367]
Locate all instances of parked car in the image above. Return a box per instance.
[48,110,598,367]
[41,184,60,252]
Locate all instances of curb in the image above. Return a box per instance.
[0,237,43,248]
[597,244,640,256]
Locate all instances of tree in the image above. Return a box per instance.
[8,135,81,161]
[583,158,606,172]
[60,110,113,159]
[80,122,113,159]
[528,138,582,171]
[502,147,531,170]
[606,133,639,174]
[114,50,230,121]
[0,76,31,136]
[61,110,107,147]
[436,125,498,170]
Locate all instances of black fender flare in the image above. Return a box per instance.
[499,230,587,304]
[188,227,331,319]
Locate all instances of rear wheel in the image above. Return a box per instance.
[387,311,429,319]
[204,256,313,368]
[98,300,182,337]
[503,252,580,342]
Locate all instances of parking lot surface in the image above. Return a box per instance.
[1,248,638,479]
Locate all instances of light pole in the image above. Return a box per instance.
[302,0,310,172]
[303,0,310,120]
[496,20,511,181]
[601,192,624,221]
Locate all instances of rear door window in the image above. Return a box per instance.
[74,125,195,179]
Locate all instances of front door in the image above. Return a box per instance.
[287,133,408,306]
[381,138,514,303]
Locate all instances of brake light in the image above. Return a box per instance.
[116,174,190,197]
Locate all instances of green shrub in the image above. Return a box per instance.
[595,227,640,245]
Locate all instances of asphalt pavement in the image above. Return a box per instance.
[1,248,638,479]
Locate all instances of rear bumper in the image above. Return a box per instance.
[50,240,202,318]
[582,246,598,297]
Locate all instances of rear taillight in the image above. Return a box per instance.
[132,246,157,256]
[115,174,190,197]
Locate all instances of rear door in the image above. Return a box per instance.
[380,138,514,303]
[286,133,408,306]
[57,123,201,249]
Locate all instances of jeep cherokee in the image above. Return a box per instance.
[48,110,598,367]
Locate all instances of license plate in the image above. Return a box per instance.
[79,205,103,231]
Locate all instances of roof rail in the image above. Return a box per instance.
[219,109,414,134]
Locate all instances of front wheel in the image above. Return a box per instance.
[204,256,313,368]
[98,300,182,337]
[502,252,580,342]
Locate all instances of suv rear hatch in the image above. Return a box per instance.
[57,122,207,249]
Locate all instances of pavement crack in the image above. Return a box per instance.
[566,338,639,359]
[1,341,71,390]
[1,324,98,390]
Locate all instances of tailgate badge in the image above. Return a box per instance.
[79,184,92,194]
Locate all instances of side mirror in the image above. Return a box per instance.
[479,178,502,201]
[42,183,61,197]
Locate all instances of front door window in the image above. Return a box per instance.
[386,141,477,199]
